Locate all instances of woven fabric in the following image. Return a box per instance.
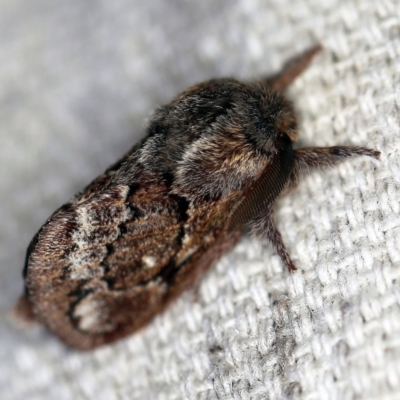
[1,0,399,399]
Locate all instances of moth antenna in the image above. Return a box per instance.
[228,133,293,231]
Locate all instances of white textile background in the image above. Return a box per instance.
[1,1,399,399]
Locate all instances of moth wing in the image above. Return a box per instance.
[21,171,206,349]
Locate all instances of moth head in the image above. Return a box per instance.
[145,78,298,201]
[250,80,300,143]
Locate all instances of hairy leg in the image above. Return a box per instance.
[264,44,323,91]
[251,206,296,272]
[252,146,379,272]
[288,146,380,188]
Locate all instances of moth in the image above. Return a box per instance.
[14,45,380,350]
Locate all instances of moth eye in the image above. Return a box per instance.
[259,148,271,157]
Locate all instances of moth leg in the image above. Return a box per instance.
[265,44,322,91]
[252,206,296,272]
[288,146,380,187]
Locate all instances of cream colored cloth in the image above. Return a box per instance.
[1,0,399,399]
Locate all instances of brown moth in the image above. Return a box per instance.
[14,45,380,350]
